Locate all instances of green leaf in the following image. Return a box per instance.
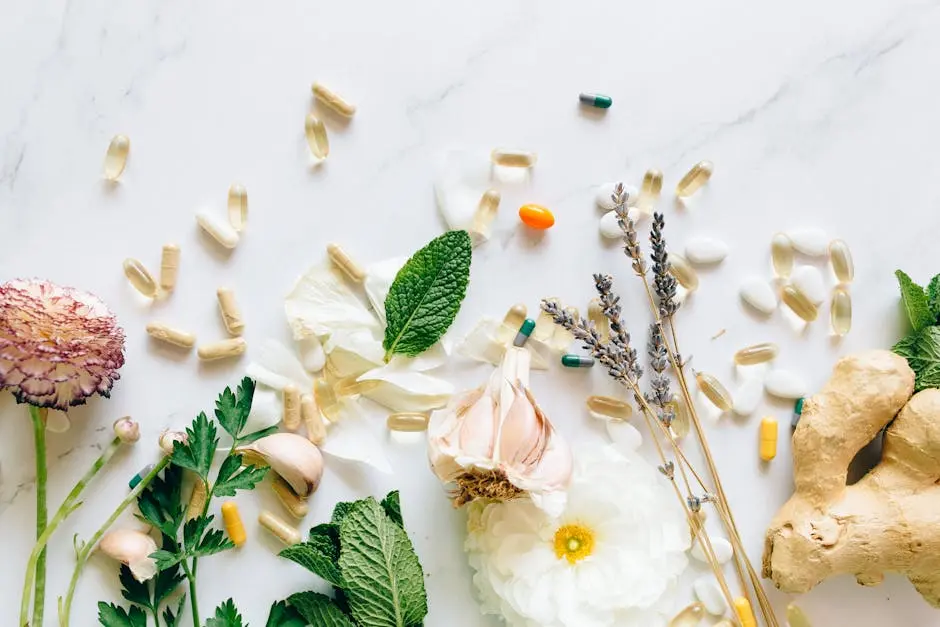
[381,491,403,528]
[163,594,186,627]
[237,424,279,446]
[96,602,146,627]
[382,230,472,360]
[265,600,306,627]
[287,592,357,627]
[310,522,340,547]
[893,326,940,391]
[928,274,940,321]
[153,536,184,606]
[279,536,344,587]
[136,465,185,538]
[213,454,268,497]
[151,549,183,571]
[206,598,245,627]
[118,564,153,611]
[331,502,354,526]
[338,497,428,627]
[896,270,934,332]
[215,378,255,441]
[171,412,219,481]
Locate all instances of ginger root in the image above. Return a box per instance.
[763,350,940,607]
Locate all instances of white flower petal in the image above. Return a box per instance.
[605,420,643,453]
[323,328,385,378]
[457,318,508,366]
[363,256,408,322]
[242,387,281,434]
[319,400,392,474]
[284,263,379,338]
[246,339,313,392]
[359,363,454,412]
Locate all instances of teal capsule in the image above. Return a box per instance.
[791,397,804,429]
[129,463,154,490]
[561,354,594,368]
[513,319,537,347]
[579,93,613,109]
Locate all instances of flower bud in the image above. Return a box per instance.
[159,429,187,454]
[112,416,140,443]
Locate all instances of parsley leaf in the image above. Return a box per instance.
[382,230,472,361]
[265,600,306,627]
[163,595,186,627]
[893,326,940,391]
[215,377,255,441]
[380,491,403,527]
[287,592,357,627]
[896,270,934,332]
[184,514,234,557]
[97,602,146,627]
[136,464,184,537]
[118,564,152,611]
[212,454,268,497]
[237,424,279,446]
[206,598,245,627]
[171,412,219,482]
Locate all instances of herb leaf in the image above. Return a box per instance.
[382,230,472,360]
[212,454,268,497]
[266,600,306,627]
[117,564,152,611]
[287,591,357,627]
[338,497,428,627]
[380,491,403,528]
[206,598,246,627]
[280,535,345,587]
[896,270,934,332]
[97,602,146,627]
[928,274,940,322]
[171,412,219,481]
[163,595,186,627]
[136,464,185,538]
[893,326,940,391]
[215,377,255,441]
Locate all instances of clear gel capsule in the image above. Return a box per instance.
[675,161,713,197]
[123,258,158,297]
[496,303,527,344]
[128,464,154,490]
[586,395,632,421]
[638,168,663,210]
[578,93,612,108]
[313,378,341,423]
[831,285,852,336]
[145,323,196,349]
[561,354,594,368]
[387,412,430,432]
[159,244,180,292]
[228,184,248,232]
[669,253,699,290]
[733,342,778,365]
[829,239,854,283]
[334,375,380,397]
[259,510,302,545]
[782,285,818,322]
[585,298,610,342]
[551,307,578,350]
[665,397,691,438]
[304,113,330,160]
[532,301,558,341]
[312,82,357,117]
[282,384,301,431]
[513,318,536,347]
[668,602,705,627]
[326,243,365,283]
[695,371,733,411]
[216,288,245,336]
[771,233,794,278]
[271,473,309,518]
[471,189,500,238]
[103,135,130,181]
[787,603,813,627]
[491,148,537,168]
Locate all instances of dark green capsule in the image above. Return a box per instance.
[513,318,537,347]
[128,463,154,490]
[561,354,594,368]
[579,93,613,109]
[791,397,805,429]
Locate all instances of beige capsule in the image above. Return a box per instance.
[587,297,610,342]
[216,288,245,336]
[695,371,733,411]
[186,480,207,521]
[387,412,430,432]
[831,285,852,336]
[159,244,180,291]
[123,258,158,297]
[471,189,501,239]
[586,395,632,421]
[829,239,854,283]
[669,253,699,290]
[301,393,326,445]
[146,322,196,349]
[282,384,301,431]
[490,148,537,168]
[270,473,309,518]
[258,510,302,545]
[311,82,357,117]
[771,232,794,279]
[103,134,130,181]
[495,303,528,344]
[675,161,713,197]
[733,342,779,365]
[326,243,366,283]
[197,338,247,361]
[668,602,705,627]
[781,285,818,322]
[227,184,248,232]
[304,113,330,160]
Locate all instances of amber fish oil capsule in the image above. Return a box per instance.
[518,204,555,229]
[829,239,854,283]
[733,342,778,365]
[781,285,818,322]
[669,253,699,290]
[312,82,357,117]
[304,113,330,160]
[831,285,852,336]
[675,161,713,197]
[159,244,180,291]
[759,416,778,461]
[472,189,501,238]
[228,185,248,232]
[103,134,130,181]
[586,395,632,421]
[217,288,245,336]
[387,412,431,432]
[771,233,794,278]
[638,169,663,210]
[491,148,538,168]
[282,384,301,431]
[326,243,366,283]
[579,93,613,109]
[695,371,733,411]
[123,258,158,298]
[197,338,247,361]
[146,322,196,349]
[221,501,246,546]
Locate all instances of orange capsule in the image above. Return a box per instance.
[518,204,555,230]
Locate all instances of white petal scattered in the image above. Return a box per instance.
[599,211,621,239]
[732,377,764,417]
[605,420,643,453]
[685,236,729,265]
[787,228,829,257]
[246,339,313,392]
[791,265,826,305]
[363,256,408,322]
[433,151,495,233]
[285,263,379,338]
[739,278,778,314]
[319,401,393,474]
[694,576,728,615]
[359,363,454,412]
[242,387,282,435]
[298,336,326,373]
[595,182,637,210]
[456,318,507,367]
[765,369,808,399]
[690,535,733,564]
[323,328,385,378]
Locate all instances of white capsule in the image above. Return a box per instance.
[605,420,643,453]
[739,278,778,314]
[690,535,733,564]
[787,228,829,257]
[732,377,763,417]
[685,236,728,265]
[196,211,240,249]
[693,576,728,616]
[791,265,826,305]
[765,369,807,399]
[298,336,326,373]
[599,211,622,239]
[595,182,637,210]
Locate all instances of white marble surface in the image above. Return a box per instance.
[3,1,940,625]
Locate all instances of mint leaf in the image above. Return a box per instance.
[215,377,255,441]
[163,595,186,627]
[896,270,933,332]
[380,491,403,528]
[338,497,428,627]
[266,600,306,627]
[331,502,354,526]
[287,592,357,627]
[929,274,940,321]
[212,454,268,497]
[383,230,472,360]
[280,535,344,587]
[97,602,146,627]
[206,598,245,627]
[893,326,940,391]
[171,412,218,481]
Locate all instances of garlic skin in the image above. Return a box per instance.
[159,429,187,455]
[427,347,572,516]
[98,529,158,582]
[236,433,324,496]
[113,416,140,443]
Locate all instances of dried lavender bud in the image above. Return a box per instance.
[650,212,679,318]
[613,183,646,275]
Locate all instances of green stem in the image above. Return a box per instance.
[20,436,123,627]
[29,406,48,627]
[182,560,199,627]
[59,456,171,627]
[150,605,160,627]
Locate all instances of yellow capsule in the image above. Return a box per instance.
[271,473,309,518]
[495,303,528,344]
[668,602,705,627]
[311,82,357,117]
[781,285,819,322]
[669,253,699,290]
[216,288,245,336]
[733,342,778,365]
[301,393,326,445]
[146,322,196,349]
[159,244,180,292]
[734,597,756,627]
[759,416,778,461]
[831,285,852,336]
[221,501,247,547]
[227,184,248,232]
[123,258,158,297]
[586,395,632,421]
[259,510,302,545]
[103,134,130,181]
[675,161,713,197]
[186,480,207,521]
[771,232,794,279]
[786,602,813,627]
[587,298,610,342]
[282,384,301,431]
[829,239,854,283]
[334,375,380,397]
[471,189,500,238]
[665,396,691,438]
[197,338,247,361]
[326,243,366,283]
[491,148,537,168]
[387,412,430,432]
[695,371,733,411]
[304,113,330,160]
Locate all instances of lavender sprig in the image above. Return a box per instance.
[650,212,679,319]
[645,323,675,429]
[612,183,646,275]
[593,274,643,382]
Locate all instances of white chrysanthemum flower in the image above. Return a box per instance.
[465,444,689,627]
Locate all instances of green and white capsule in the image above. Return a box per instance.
[129,463,154,490]
[561,354,594,368]
[792,397,804,429]
[579,93,613,109]
[513,318,536,347]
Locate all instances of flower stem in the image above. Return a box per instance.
[20,436,123,627]
[29,405,48,627]
[182,560,199,627]
[59,456,170,627]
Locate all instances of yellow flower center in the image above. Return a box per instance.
[553,523,595,564]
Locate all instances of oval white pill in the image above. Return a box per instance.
[765,370,807,399]
[694,576,728,616]
[599,211,621,239]
[690,535,733,564]
[298,336,326,373]
[685,236,728,264]
[732,377,763,417]
[740,278,778,314]
[791,265,826,305]
[196,211,240,249]
[787,228,829,257]
[606,420,642,453]
[595,182,637,210]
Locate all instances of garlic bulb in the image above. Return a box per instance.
[98,529,158,582]
[235,433,324,496]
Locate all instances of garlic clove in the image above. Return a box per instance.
[236,432,324,496]
[99,529,158,582]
